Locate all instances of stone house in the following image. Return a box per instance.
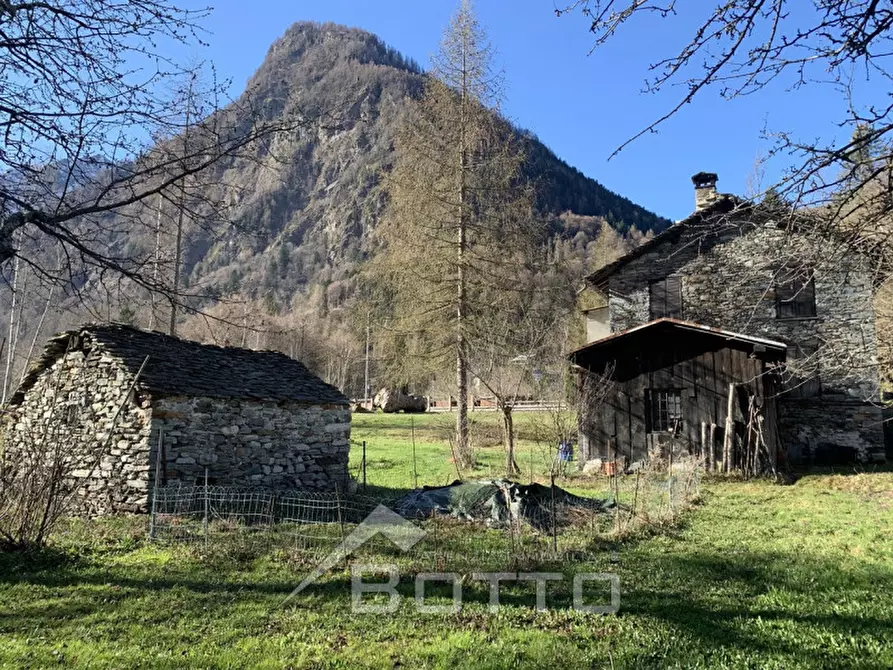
[3,324,351,513]
[573,173,885,466]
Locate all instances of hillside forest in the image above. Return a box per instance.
[0,21,666,403]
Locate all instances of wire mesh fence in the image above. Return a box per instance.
[149,484,608,571]
[147,455,702,573]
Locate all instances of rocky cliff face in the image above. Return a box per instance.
[171,22,671,306]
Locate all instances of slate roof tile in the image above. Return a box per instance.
[10,323,348,406]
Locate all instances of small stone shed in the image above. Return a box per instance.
[4,324,351,513]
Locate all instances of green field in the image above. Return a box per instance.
[1,412,892,668]
[349,410,575,492]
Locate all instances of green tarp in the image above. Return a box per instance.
[393,479,611,531]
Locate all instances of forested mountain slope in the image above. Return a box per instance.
[0,22,670,397]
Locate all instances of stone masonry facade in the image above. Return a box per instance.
[4,346,155,514]
[603,216,885,463]
[152,396,350,491]
[3,325,352,515]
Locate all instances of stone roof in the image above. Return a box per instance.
[586,195,746,290]
[10,323,349,406]
[586,193,884,290]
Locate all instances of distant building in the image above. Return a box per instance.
[4,324,351,513]
[572,173,884,467]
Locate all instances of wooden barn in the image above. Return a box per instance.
[570,318,787,472]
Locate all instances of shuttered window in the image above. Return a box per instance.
[649,276,683,320]
[775,265,816,319]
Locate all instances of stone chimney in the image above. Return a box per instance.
[692,172,719,211]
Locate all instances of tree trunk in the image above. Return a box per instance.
[2,249,19,405]
[169,80,193,338]
[502,405,520,477]
[148,193,163,331]
[454,43,472,469]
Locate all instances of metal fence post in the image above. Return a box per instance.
[362,440,367,492]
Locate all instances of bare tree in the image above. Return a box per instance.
[469,262,577,476]
[0,1,309,312]
[558,1,893,245]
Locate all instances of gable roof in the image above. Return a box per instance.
[586,195,747,290]
[587,192,890,292]
[569,317,787,369]
[10,323,349,406]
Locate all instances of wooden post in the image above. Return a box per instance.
[362,440,367,492]
[699,422,707,462]
[723,383,736,473]
[148,428,163,540]
[411,417,418,489]
[708,423,717,471]
[550,471,558,556]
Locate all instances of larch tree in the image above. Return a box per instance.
[373,0,537,469]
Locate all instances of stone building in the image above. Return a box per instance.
[574,173,885,466]
[4,324,351,513]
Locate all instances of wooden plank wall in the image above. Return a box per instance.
[581,342,776,465]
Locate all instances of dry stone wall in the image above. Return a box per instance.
[4,346,353,516]
[779,399,883,464]
[151,397,351,490]
[3,347,153,514]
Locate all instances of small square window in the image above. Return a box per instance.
[648,389,683,433]
[775,265,816,319]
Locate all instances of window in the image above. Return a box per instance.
[649,276,683,320]
[648,389,684,433]
[775,265,816,319]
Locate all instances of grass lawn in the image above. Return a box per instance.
[349,410,580,493]
[0,412,891,668]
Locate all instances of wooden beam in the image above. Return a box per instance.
[723,382,736,473]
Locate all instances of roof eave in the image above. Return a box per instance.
[585,195,747,290]
[568,317,788,361]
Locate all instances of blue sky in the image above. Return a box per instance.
[183,0,867,222]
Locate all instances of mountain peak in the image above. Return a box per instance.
[194,22,670,307]
[261,21,423,78]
